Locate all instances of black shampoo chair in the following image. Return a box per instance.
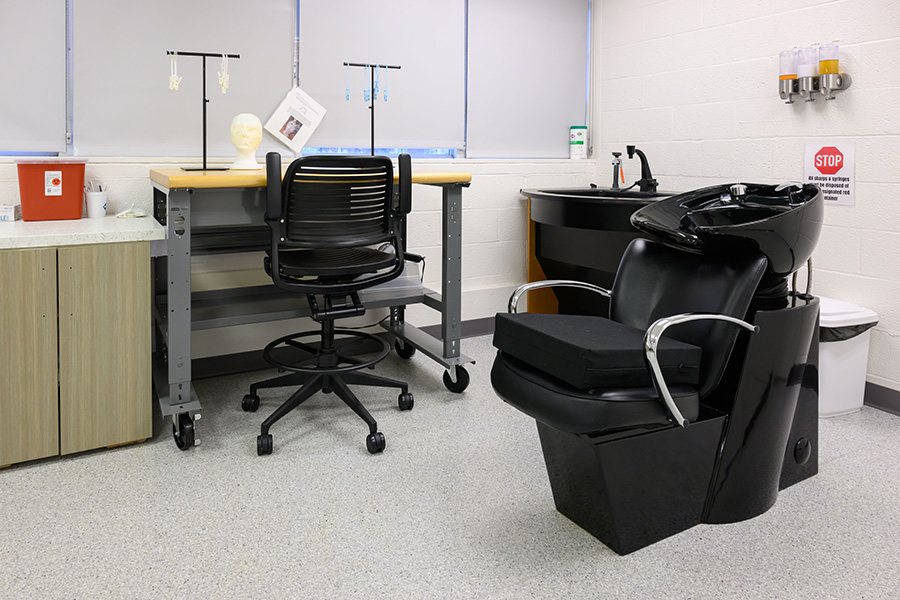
[493,183,822,554]
[242,153,414,455]
[494,239,765,435]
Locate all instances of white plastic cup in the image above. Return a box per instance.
[85,191,107,218]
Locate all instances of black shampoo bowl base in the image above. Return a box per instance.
[536,294,819,554]
[539,407,727,555]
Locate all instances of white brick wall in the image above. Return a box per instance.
[597,0,900,391]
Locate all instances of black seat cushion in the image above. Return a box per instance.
[491,351,699,435]
[265,247,397,281]
[493,312,701,391]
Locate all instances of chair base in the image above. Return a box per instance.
[537,407,726,555]
[244,327,412,455]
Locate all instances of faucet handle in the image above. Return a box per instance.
[730,184,748,203]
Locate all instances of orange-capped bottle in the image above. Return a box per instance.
[779,50,799,80]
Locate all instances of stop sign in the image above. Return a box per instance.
[815,146,844,175]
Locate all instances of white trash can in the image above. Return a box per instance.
[818,296,878,417]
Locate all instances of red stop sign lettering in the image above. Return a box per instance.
[815,147,844,175]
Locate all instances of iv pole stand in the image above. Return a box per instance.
[343,62,401,155]
[167,50,241,171]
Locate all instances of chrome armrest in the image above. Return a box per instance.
[508,280,611,313]
[643,313,758,428]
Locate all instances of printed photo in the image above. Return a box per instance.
[279,116,303,140]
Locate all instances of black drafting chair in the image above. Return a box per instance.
[242,152,415,455]
[490,238,767,554]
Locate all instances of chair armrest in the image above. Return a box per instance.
[397,153,412,215]
[508,280,611,313]
[266,152,282,221]
[643,313,758,428]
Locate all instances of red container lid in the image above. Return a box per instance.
[15,158,88,164]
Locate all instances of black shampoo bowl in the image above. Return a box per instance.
[494,182,823,554]
[632,182,823,283]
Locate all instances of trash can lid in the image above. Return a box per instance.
[818,296,879,328]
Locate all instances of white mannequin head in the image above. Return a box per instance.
[230,113,263,169]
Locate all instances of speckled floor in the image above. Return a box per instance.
[1,335,899,599]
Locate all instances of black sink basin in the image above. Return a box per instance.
[522,187,668,201]
[521,187,676,316]
[521,187,673,231]
[630,183,823,281]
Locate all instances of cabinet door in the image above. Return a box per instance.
[58,242,152,454]
[0,248,59,466]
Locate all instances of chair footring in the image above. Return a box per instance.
[262,329,391,375]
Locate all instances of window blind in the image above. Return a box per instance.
[0,0,67,153]
[72,0,294,157]
[298,0,465,150]
[467,0,590,158]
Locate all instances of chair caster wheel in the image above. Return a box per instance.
[242,393,260,412]
[398,392,414,411]
[257,433,273,455]
[366,431,385,454]
[443,366,470,393]
[395,340,416,359]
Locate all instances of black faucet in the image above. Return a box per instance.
[626,145,658,194]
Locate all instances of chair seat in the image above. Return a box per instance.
[491,351,699,435]
[493,313,701,390]
[266,246,397,280]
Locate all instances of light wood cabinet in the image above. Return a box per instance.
[0,242,151,466]
[0,248,59,466]
[58,243,152,455]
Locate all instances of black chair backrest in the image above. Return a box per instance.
[276,155,395,249]
[610,238,767,398]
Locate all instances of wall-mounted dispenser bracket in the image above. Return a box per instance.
[819,72,851,100]
[780,72,851,104]
[779,79,798,104]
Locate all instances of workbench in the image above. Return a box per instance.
[150,166,474,450]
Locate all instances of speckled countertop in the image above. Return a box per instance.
[0,215,165,249]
